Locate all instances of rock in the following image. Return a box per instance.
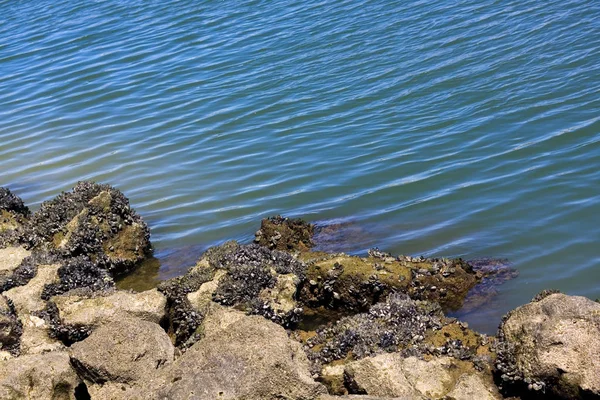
[5,263,60,315]
[303,293,445,365]
[300,252,480,313]
[254,215,315,251]
[125,309,327,399]
[0,246,31,279]
[19,314,64,355]
[0,295,21,355]
[0,351,82,400]
[22,181,151,278]
[0,188,30,248]
[496,292,600,399]
[70,317,174,384]
[344,353,501,399]
[53,288,166,328]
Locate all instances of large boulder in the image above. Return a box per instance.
[22,181,151,276]
[344,353,501,399]
[109,308,327,400]
[52,288,166,327]
[0,188,30,248]
[70,317,174,384]
[496,292,600,399]
[0,351,82,399]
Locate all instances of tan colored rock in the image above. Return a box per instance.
[259,272,299,314]
[19,314,63,355]
[499,293,600,398]
[70,317,174,384]
[0,351,80,399]
[0,246,30,276]
[53,288,166,327]
[186,269,226,311]
[5,264,60,315]
[344,353,501,399]
[116,309,326,400]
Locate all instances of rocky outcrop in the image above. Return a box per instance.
[254,214,315,251]
[0,188,30,248]
[52,288,166,327]
[344,353,501,399]
[496,292,600,399]
[21,182,151,292]
[301,293,490,369]
[0,351,82,399]
[299,250,480,313]
[70,317,174,384]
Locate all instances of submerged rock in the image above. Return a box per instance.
[0,188,30,248]
[22,181,151,275]
[254,215,315,251]
[495,292,600,399]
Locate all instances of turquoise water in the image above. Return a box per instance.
[1,0,599,333]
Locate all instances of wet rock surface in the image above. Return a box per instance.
[0,188,30,248]
[495,292,600,399]
[3,189,599,400]
[254,214,315,251]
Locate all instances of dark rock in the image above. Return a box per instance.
[22,181,151,275]
[254,215,315,251]
[0,295,22,355]
[41,255,114,299]
[0,188,30,248]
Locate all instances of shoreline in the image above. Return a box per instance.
[0,182,598,399]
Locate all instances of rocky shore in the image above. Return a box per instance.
[0,182,598,400]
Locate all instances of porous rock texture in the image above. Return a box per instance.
[70,317,174,384]
[91,307,327,400]
[344,353,501,399]
[496,292,600,399]
[0,351,82,400]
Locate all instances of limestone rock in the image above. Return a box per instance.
[0,246,31,278]
[70,317,174,384]
[344,353,501,399]
[130,309,327,399]
[19,314,63,355]
[0,351,81,400]
[497,293,600,399]
[53,288,166,328]
[5,263,60,315]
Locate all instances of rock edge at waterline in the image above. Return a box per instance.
[0,183,597,400]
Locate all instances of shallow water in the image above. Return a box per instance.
[1,0,599,333]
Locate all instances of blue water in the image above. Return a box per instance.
[1,0,599,333]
